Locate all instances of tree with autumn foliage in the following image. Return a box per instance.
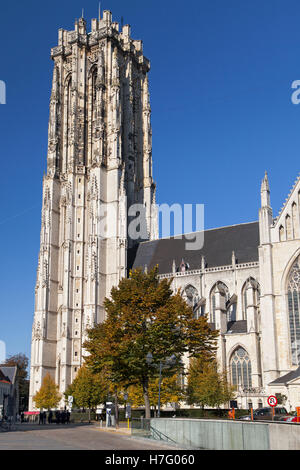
[83,266,218,419]
[127,373,184,410]
[186,356,235,409]
[65,366,109,422]
[33,373,61,410]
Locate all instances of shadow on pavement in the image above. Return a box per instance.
[6,423,93,433]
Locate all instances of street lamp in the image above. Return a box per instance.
[146,353,177,418]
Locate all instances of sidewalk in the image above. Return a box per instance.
[93,421,132,436]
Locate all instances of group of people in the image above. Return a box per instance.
[38,409,71,424]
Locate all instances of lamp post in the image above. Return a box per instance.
[146,353,177,418]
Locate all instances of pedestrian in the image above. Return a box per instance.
[66,410,70,424]
[39,411,42,425]
[61,410,66,424]
[55,410,60,424]
[48,410,53,424]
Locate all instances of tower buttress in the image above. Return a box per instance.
[258,171,279,385]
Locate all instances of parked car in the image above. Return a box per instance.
[239,407,289,421]
[281,415,300,423]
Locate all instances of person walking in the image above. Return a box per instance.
[48,410,53,424]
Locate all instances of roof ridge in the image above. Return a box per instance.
[144,220,259,243]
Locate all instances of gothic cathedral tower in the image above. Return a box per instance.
[29,11,157,409]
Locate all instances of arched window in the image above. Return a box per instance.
[230,347,252,389]
[63,75,72,172]
[279,225,285,242]
[287,256,300,365]
[183,285,198,308]
[241,278,260,320]
[286,215,293,240]
[210,282,236,323]
[183,285,204,319]
[292,202,298,239]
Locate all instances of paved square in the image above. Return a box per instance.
[0,423,183,450]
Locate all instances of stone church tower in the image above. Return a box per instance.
[29,11,157,409]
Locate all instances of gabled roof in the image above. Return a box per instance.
[272,174,300,227]
[269,367,300,385]
[0,366,17,385]
[131,221,259,275]
[0,368,11,384]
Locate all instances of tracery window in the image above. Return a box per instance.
[287,256,300,365]
[230,347,252,389]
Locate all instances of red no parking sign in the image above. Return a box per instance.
[267,395,278,407]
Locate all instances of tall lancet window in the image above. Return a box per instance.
[210,282,235,323]
[183,285,203,318]
[287,256,300,365]
[63,75,72,171]
[87,66,98,165]
[230,347,252,389]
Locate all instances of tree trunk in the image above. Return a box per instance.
[142,378,151,419]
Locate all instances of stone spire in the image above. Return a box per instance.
[259,171,273,245]
[261,171,271,208]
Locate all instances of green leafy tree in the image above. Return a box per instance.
[33,373,61,410]
[84,267,218,418]
[65,366,109,422]
[3,353,29,411]
[186,356,235,408]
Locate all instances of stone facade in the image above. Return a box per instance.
[133,173,300,411]
[29,12,157,410]
[30,10,300,412]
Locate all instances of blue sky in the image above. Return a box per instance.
[0,0,299,360]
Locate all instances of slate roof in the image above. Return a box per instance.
[0,369,10,384]
[131,221,259,275]
[226,320,248,334]
[0,366,17,385]
[269,367,300,385]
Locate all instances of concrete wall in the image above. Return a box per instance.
[269,422,300,450]
[150,418,300,450]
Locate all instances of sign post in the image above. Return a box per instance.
[67,395,73,411]
[296,406,300,423]
[267,395,278,421]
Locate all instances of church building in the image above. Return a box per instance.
[29,11,300,412]
[133,172,300,410]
